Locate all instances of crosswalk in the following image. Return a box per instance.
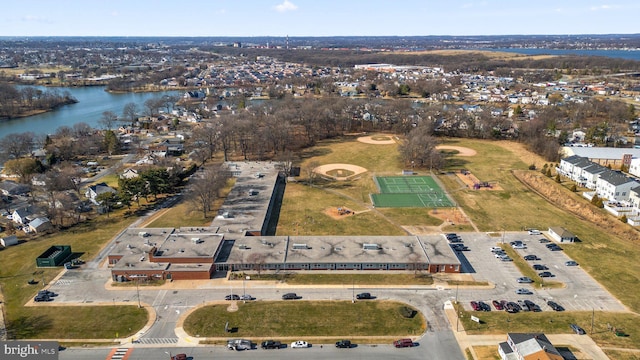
[134,337,178,344]
[107,348,131,360]
[54,279,74,286]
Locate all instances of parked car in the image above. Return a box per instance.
[512,244,527,249]
[33,294,52,302]
[517,277,533,283]
[490,246,502,252]
[478,301,491,311]
[227,339,252,351]
[539,238,550,243]
[38,290,57,297]
[470,301,480,311]
[517,300,530,312]
[505,302,520,313]
[523,255,539,261]
[261,340,283,349]
[171,354,187,360]
[500,256,513,262]
[451,244,469,251]
[492,300,505,310]
[393,338,415,348]
[291,340,310,348]
[570,323,586,335]
[510,240,523,246]
[335,340,352,348]
[539,271,554,278]
[528,229,541,235]
[565,260,579,266]
[516,288,533,295]
[546,243,563,251]
[494,251,507,258]
[524,300,541,312]
[282,293,299,300]
[356,292,373,300]
[240,294,254,300]
[533,264,548,271]
[547,301,565,311]
[225,294,240,300]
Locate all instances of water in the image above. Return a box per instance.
[483,48,640,61]
[0,86,181,138]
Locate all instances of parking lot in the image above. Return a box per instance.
[450,231,626,313]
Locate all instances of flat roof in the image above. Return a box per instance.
[210,161,282,236]
[220,235,460,265]
[563,146,640,160]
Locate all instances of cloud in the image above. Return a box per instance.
[21,15,51,23]
[590,4,616,11]
[275,0,298,12]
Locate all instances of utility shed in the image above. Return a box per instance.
[0,235,18,247]
[36,245,72,267]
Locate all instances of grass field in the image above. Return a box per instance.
[184,301,425,338]
[372,175,453,207]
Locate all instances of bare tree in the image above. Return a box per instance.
[99,110,119,130]
[189,167,231,218]
[122,102,138,125]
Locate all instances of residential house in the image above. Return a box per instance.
[498,333,562,360]
[12,206,35,225]
[85,182,117,203]
[120,168,140,179]
[548,227,577,243]
[627,187,640,226]
[0,180,30,196]
[595,170,639,202]
[628,157,640,178]
[557,155,592,184]
[29,217,53,233]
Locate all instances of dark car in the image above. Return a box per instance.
[38,290,57,297]
[539,238,550,243]
[570,323,586,335]
[523,255,539,261]
[261,340,282,349]
[533,264,548,271]
[470,301,480,311]
[225,294,240,300]
[336,340,352,348]
[478,301,491,311]
[33,294,51,302]
[547,301,565,311]
[505,302,520,313]
[539,271,554,278]
[356,292,373,300]
[450,244,469,251]
[492,300,504,310]
[282,293,299,300]
[524,300,541,312]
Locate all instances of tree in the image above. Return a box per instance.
[305,160,320,185]
[399,124,442,170]
[99,110,119,130]
[189,167,231,218]
[122,102,138,125]
[96,191,117,218]
[3,158,43,183]
[103,130,120,156]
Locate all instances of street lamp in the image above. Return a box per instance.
[136,279,141,308]
[352,279,355,303]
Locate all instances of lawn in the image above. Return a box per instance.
[233,273,434,285]
[0,213,149,339]
[184,300,425,338]
[457,304,640,350]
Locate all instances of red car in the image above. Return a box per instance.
[172,354,187,360]
[470,301,480,311]
[492,300,504,310]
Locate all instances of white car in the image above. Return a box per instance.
[291,340,310,348]
[490,246,502,252]
[528,229,541,235]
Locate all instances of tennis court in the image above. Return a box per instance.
[371,176,454,208]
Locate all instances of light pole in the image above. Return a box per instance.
[455,284,459,304]
[136,279,141,308]
[591,307,595,334]
[352,279,355,303]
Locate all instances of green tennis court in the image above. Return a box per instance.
[371,176,453,208]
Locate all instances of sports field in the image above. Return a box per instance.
[371,176,454,208]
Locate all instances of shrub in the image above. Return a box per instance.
[620,215,628,223]
[528,164,537,170]
[570,184,577,192]
[399,306,417,319]
[555,174,561,183]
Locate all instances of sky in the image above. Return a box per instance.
[1,0,639,37]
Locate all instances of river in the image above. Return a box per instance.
[0,86,181,139]
[482,48,640,61]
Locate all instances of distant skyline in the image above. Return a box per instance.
[2,1,640,38]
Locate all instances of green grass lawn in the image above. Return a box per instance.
[457,306,640,350]
[234,273,434,285]
[184,300,425,338]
